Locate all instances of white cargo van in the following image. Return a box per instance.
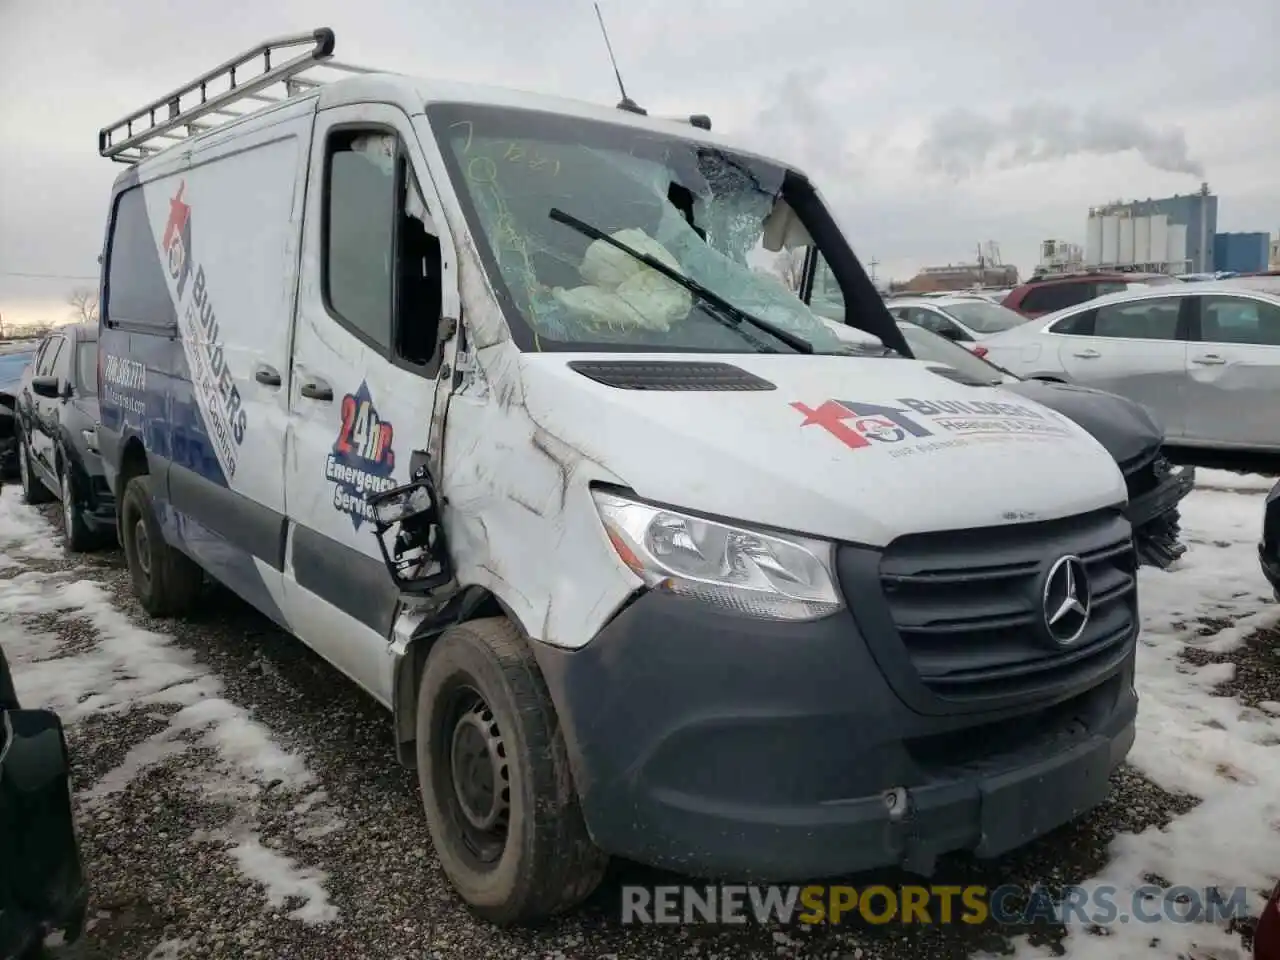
[95,30,1138,923]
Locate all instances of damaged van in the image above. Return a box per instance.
[95,30,1140,923]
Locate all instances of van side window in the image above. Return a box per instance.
[324,131,446,372]
[105,185,179,328]
[325,131,397,350]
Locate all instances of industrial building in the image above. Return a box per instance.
[896,242,1018,293]
[1039,239,1085,274]
[1214,232,1271,274]
[1084,183,1217,273]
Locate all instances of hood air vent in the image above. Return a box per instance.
[567,360,776,391]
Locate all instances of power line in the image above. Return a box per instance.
[0,271,99,281]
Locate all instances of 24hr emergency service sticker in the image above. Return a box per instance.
[326,381,398,529]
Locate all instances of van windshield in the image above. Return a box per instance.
[427,103,845,354]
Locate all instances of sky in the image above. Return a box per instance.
[1,0,1277,327]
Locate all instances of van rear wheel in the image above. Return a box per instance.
[415,617,606,924]
[120,476,203,617]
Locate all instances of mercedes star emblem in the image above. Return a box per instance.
[1042,555,1091,645]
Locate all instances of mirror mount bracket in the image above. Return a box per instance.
[367,464,455,595]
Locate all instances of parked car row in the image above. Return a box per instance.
[883,295,1029,354]
[0,342,41,481]
[980,282,1280,453]
[1000,271,1181,318]
[9,324,115,552]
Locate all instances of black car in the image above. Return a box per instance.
[892,320,1195,568]
[13,325,115,551]
[0,344,40,480]
[0,640,89,959]
[1261,480,1280,601]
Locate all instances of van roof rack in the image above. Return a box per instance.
[98,28,375,164]
[100,27,716,164]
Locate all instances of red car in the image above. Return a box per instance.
[1258,880,1280,960]
[1001,272,1180,318]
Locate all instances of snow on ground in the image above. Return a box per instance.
[0,487,340,926]
[998,477,1280,959]
[1195,468,1278,495]
[4,469,1279,958]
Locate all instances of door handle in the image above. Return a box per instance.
[1191,354,1225,365]
[1072,348,1101,359]
[300,378,333,402]
[254,365,282,387]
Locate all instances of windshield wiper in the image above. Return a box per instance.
[549,207,814,354]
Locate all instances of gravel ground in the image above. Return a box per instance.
[2,501,1257,960]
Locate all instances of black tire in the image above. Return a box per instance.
[17,433,52,505]
[0,643,17,709]
[119,475,203,617]
[58,459,96,554]
[416,617,606,924]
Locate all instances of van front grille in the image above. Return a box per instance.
[876,510,1137,704]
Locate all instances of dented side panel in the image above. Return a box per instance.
[439,336,641,650]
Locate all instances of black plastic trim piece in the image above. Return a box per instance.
[567,360,775,391]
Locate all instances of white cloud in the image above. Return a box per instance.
[0,0,1275,319]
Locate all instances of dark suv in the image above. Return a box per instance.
[1,639,89,958]
[1262,480,1280,601]
[1002,272,1179,318]
[14,324,115,551]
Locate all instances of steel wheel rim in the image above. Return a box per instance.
[440,685,510,865]
[61,469,73,530]
[134,518,151,578]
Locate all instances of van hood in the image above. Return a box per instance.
[999,379,1163,469]
[517,353,1127,547]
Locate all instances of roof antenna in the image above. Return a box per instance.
[594,2,647,115]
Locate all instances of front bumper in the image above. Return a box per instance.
[1125,458,1194,568]
[534,585,1137,881]
[75,452,116,531]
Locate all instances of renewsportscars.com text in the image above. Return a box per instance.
[621,884,1249,927]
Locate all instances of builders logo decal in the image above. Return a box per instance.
[793,396,1074,452]
[326,381,398,529]
[161,180,249,481]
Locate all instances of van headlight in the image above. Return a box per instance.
[591,490,843,621]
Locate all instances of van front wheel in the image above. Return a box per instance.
[120,476,203,617]
[416,618,606,924]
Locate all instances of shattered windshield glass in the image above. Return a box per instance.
[427,103,845,354]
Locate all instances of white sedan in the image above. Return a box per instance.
[979,281,1280,452]
[883,295,1032,354]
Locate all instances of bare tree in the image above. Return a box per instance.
[68,288,100,324]
[772,248,806,293]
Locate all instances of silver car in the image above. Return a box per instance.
[980,281,1280,452]
[883,295,1032,347]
